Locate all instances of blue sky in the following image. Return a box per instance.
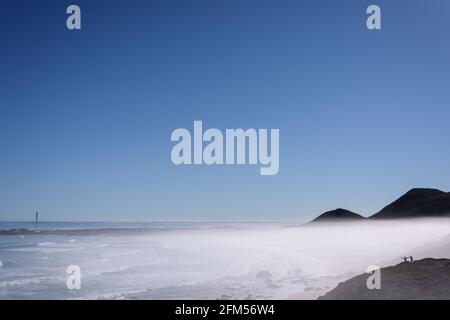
[1,0,450,221]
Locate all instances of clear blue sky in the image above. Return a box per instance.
[1,0,450,221]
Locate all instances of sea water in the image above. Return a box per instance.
[0,220,449,300]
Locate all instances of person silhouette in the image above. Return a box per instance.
[409,256,414,262]
[402,256,408,262]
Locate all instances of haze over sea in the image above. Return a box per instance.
[1,220,449,299]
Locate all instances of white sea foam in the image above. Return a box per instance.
[100,249,143,259]
[0,275,63,288]
[72,288,148,300]
[38,242,57,246]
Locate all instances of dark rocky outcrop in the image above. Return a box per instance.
[319,258,450,300]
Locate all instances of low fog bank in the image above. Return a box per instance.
[293,218,450,269]
[147,218,450,282]
[126,218,450,298]
[1,218,449,299]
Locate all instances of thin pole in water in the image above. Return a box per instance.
[35,212,39,231]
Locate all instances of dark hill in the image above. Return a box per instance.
[319,258,450,300]
[370,188,450,219]
[310,208,364,223]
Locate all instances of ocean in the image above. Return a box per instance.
[1,220,449,300]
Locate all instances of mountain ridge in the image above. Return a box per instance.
[310,208,364,223]
[309,188,450,223]
[370,188,450,219]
